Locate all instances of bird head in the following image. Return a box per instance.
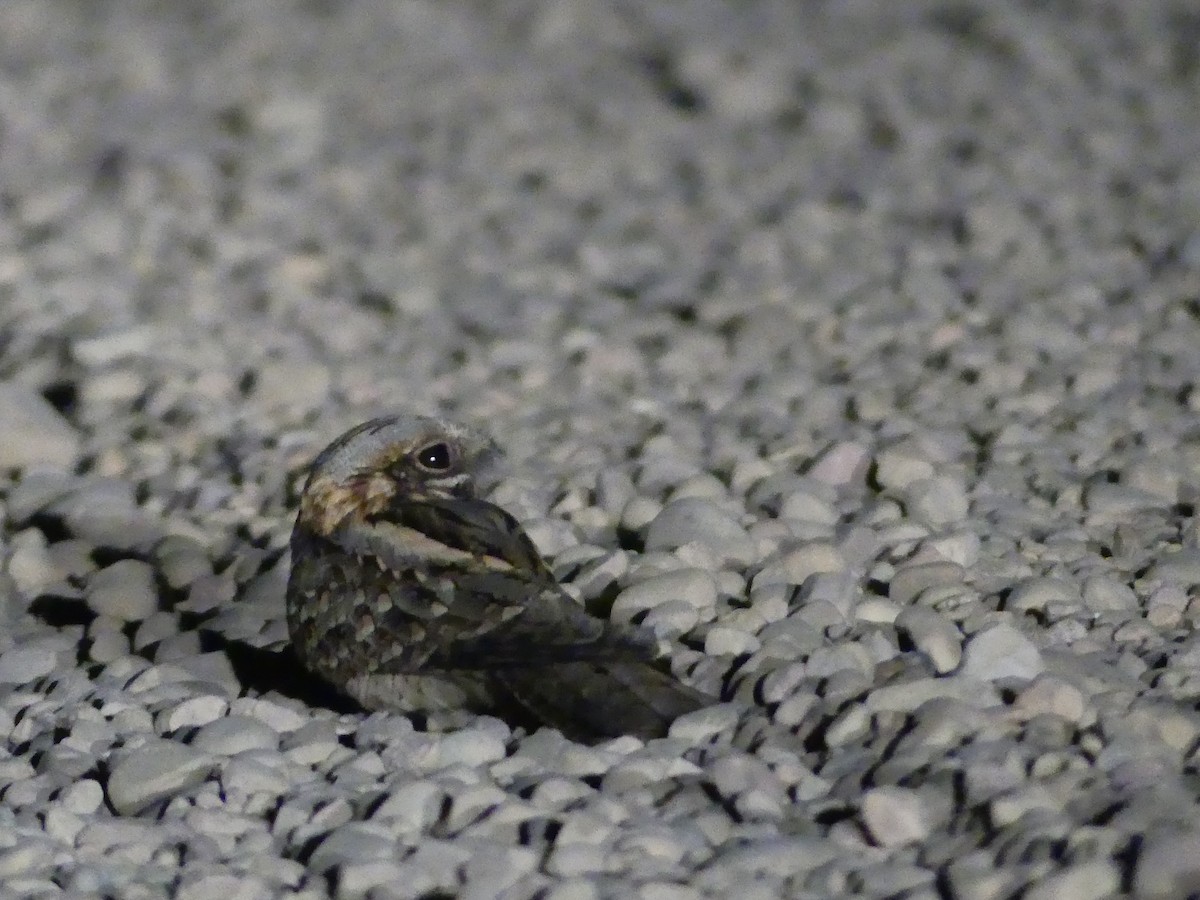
[298,414,500,536]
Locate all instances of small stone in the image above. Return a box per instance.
[6,528,67,598]
[961,624,1044,682]
[370,780,444,832]
[777,489,838,526]
[107,741,214,814]
[250,360,331,413]
[644,498,755,566]
[431,728,508,769]
[642,600,702,638]
[668,703,739,742]
[86,559,158,621]
[905,476,970,525]
[157,695,230,732]
[0,646,58,684]
[866,676,1001,713]
[894,607,962,673]
[1081,575,1137,612]
[1007,577,1079,613]
[1013,676,1086,723]
[156,539,214,591]
[230,697,308,732]
[48,478,165,549]
[860,787,930,846]
[191,716,280,755]
[704,626,761,656]
[1083,482,1165,516]
[60,779,104,815]
[875,446,935,491]
[0,381,81,470]
[754,543,847,588]
[1022,860,1120,900]
[1146,550,1200,586]
[889,561,965,605]
[611,569,718,624]
[176,873,273,900]
[807,441,870,486]
[72,325,159,366]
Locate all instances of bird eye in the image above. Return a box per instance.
[415,441,453,471]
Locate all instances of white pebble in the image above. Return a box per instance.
[87,559,159,621]
[668,703,739,742]
[107,741,214,815]
[611,569,718,623]
[0,381,81,470]
[905,476,970,525]
[894,607,962,673]
[860,787,931,846]
[704,626,761,656]
[960,623,1044,682]
[645,498,756,566]
[0,646,58,685]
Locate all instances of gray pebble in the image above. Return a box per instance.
[282,719,341,766]
[229,697,308,733]
[72,325,158,366]
[1134,828,1200,898]
[47,478,165,549]
[894,607,962,673]
[611,569,717,624]
[106,740,214,815]
[904,476,970,525]
[859,786,931,846]
[175,873,274,900]
[59,779,104,815]
[807,441,870,486]
[369,779,444,832]
[0,645,58,685]
[753,543,847,589]
[960,623,1044,682]
[191,715,280,755]
[1081,575,1137,612]
[1083,482,1166,516]
[874,444,936,491]
[1145,549,1200,586]
[889,561,966,606]
[644,498,756,566]
[157,695,230,732]
[0,381,81,470]
[642,599,703,637]
[1022,860,1120,900]
[155,538,214,591]
[1007,577,1080,613]
[867,676,1001,713]
[86,559,158,621]
[668,703,739,742]
[5,528,67,598]
[305,821,397,874]
[704,625,761,656]
[1012,675,1087,724]
[219,754,291,798]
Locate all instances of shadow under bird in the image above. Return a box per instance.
[286,414,713,742]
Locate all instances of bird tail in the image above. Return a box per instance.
[496,661,712,743]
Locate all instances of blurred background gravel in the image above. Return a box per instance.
[2,1,1200,898]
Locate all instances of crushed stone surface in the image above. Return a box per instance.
[1,1,1199,896]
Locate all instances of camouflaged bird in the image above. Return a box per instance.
[286,414,712,741]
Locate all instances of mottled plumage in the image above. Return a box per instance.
[286,414,712,741]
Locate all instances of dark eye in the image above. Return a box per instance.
[415,442,453,471]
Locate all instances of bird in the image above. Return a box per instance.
[285,414,714,742]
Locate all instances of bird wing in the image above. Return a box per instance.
[320,496,658,671]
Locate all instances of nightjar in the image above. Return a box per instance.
[286,414,713,741]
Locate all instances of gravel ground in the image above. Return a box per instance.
[1,1,1199,898]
